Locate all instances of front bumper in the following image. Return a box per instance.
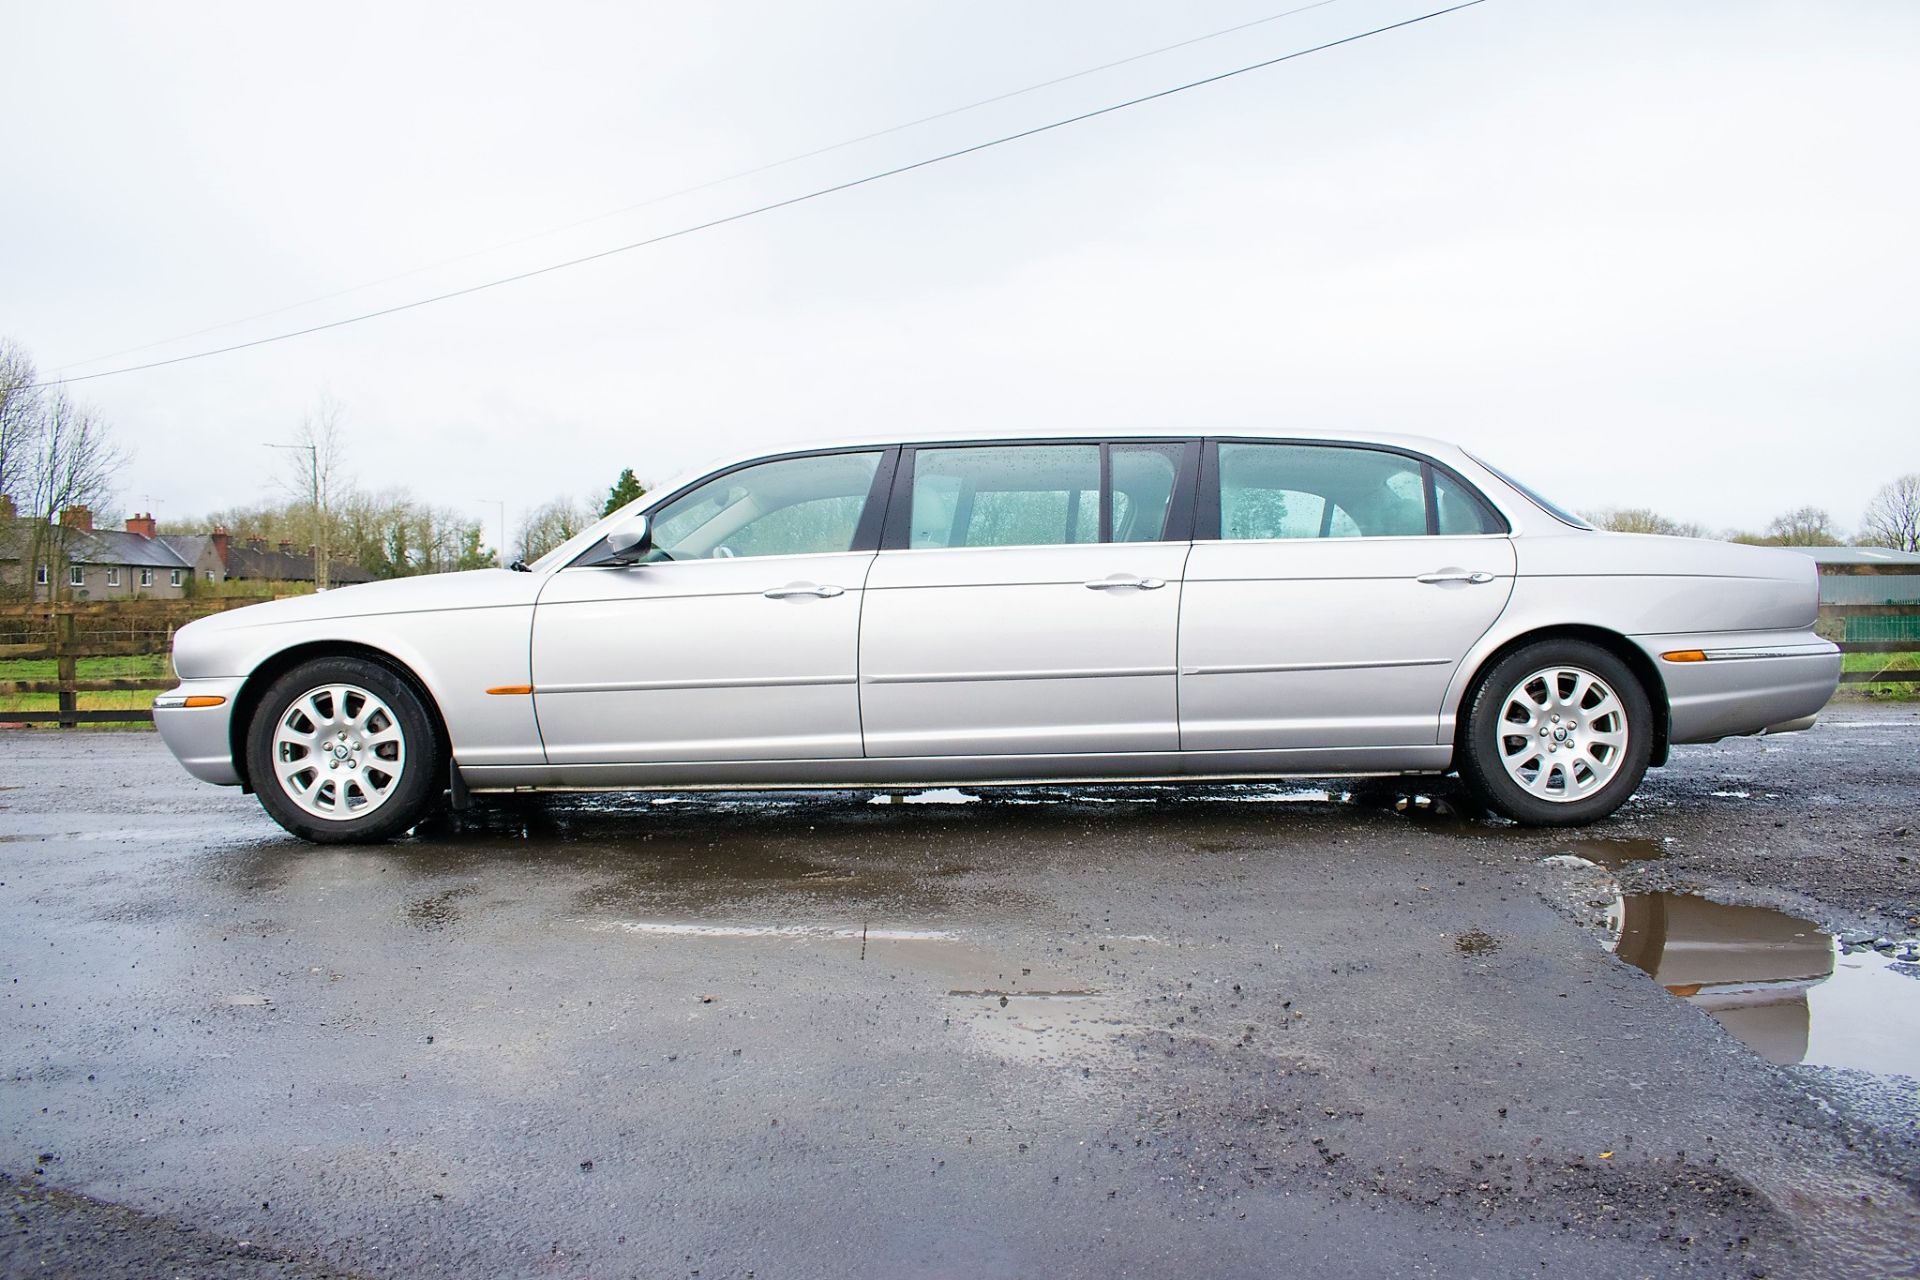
[1632,631,1841,744]
[152,678,247,785]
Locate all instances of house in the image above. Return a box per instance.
[220,534,373,586]
[1,501,371,599]
[0,504,206,600]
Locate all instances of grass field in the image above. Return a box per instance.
[1841,648,1920,700]
[0,653,173,722]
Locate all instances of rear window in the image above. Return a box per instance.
[1468,454,1591,530]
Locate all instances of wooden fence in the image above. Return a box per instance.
[1820,603,1920,686]
[0,599,275,727]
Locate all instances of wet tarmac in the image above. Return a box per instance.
[3,707,1919,1278]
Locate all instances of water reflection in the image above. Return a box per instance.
[1607,894,1920,1074]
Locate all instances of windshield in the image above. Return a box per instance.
[1467,454,1593,530]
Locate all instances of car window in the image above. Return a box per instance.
[1218,444,1427,540]
[1466,453,1590,529]
[1433,469,1503,535]
[644,451,882,560]
[909,445,1102,549]
[1110,444,1184,543]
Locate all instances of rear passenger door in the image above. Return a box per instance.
[1179,440,1515,752]
[859,440,1197,759]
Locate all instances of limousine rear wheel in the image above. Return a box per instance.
[245,657,443,844]
[1459,639,1653,827]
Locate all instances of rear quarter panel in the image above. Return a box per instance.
[1439,532,1829,736]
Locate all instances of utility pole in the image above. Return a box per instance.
[265,442,327,589]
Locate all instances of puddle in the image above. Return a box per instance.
[1608,893,1920,1074]
[1543,837,1668,871]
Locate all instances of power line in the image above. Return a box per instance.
[50,0,1359,375]
[30,0,1489,391]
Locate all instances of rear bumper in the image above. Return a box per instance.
[152,678,246,786]
[1631,631,1841,744]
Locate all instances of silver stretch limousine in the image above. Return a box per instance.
[155,431,1840,842]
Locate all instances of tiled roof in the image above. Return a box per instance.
[0,522,191,569]
[72,529,193,570]
[159,534,213,565]
[224,545,374,584]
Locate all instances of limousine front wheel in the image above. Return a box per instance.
[1459,640,1653,826]
[245,657,443,844]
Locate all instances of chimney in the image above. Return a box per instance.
[0,494,14,521]
[60,505,93,532]
[126,512,157,539]
[210,526,230,565]
[246,535,267,551]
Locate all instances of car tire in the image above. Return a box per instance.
[1457,639,1653,827]
[245,657,444,844]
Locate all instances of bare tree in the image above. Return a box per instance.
[273,393,350,589]
[1581,507,1709,538]
[1859,474,1920,553]
[1763,506,1843,546]
[0,338,40,508]
[515,496,596,562]
[19,389,127,596]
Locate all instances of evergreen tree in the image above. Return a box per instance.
[603,468,646,516]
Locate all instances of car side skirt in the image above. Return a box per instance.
[458,745,1455,792]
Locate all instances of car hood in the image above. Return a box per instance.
[182,569,544,636]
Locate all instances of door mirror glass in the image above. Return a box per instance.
[604,513,652,561]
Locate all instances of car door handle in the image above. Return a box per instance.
[1083,576,1167,590]
[763,583,846,599]
[1416,570,1496,585]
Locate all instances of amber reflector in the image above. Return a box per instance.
[485,685,534,695]
[1660,650,1707,663]
[182,695,227,708]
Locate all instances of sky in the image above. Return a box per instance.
[3,0,1916,547]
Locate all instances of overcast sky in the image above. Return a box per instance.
[4,0,1916,544]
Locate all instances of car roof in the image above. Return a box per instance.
[671,427,1474,486]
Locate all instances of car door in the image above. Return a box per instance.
[859,440,1197,758]
[531,448,891,765]
[1179,440,1516,752]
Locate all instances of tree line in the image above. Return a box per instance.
[1583,480,1920,553]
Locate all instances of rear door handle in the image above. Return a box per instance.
[1415,570,1496,585]
[763,583,846,599]
[1084,575,1167,591]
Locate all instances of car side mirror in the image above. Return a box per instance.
[604,513,652,563]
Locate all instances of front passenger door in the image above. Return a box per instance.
[532,449,890,765]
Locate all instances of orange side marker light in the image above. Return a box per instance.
[1660,650,1707,663]
[485,685,534,696]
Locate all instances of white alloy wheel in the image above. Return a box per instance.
[270,683,409,820]
[1494,665,1630,803]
